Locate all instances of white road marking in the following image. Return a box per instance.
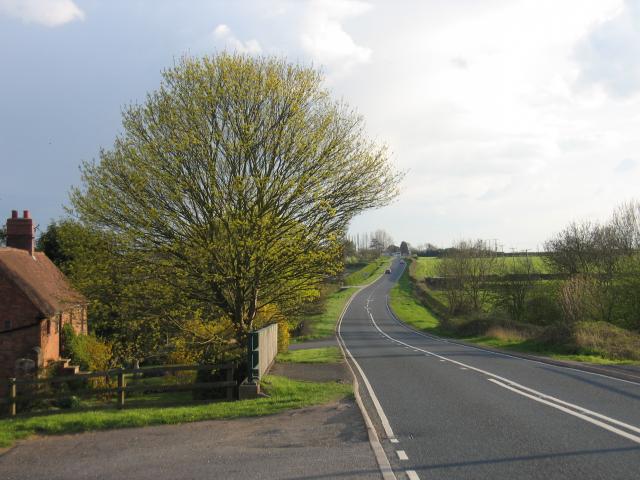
[390,438,399,444]
[459,367,468,370]
[384,281,640,387]
[336,282,398,480]
[397,450,409,460]
[489,379,640,444]
[365,309,640,444]
[406,471,420,480]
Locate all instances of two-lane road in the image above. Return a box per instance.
[339,259,640,480]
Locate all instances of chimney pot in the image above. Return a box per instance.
[6,209,35,256]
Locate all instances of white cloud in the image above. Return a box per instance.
[0,0,84,27]
[575,0,640,97]
[213,23,262,54]
[300,0,372,77]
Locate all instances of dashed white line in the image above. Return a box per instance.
[406,470,420,480]
[396,450,409,460]
[390,438,399,444]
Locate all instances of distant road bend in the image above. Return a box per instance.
[338,258,640,480]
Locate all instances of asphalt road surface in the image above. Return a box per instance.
[339,258,640,480]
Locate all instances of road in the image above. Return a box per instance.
[339,258,640,480]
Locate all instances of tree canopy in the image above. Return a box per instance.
[71,53,402,344]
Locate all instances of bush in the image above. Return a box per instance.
[524,288,563,326]
[62,324,112,371]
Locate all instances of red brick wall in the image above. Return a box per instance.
[0,273,88,395]
[0,275,42,384]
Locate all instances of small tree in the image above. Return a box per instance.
[399,241,410,256]
[495,256,535,322]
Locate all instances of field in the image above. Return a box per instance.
[413,255,550,279]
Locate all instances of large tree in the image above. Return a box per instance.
[71,53,402,345]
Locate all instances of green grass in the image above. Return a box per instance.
[459,336,638,365]
[295,287,356,341]
[413,256,550,279]
[344,257,392,286]
[389,265,440,332]
[277,347,342,364]
[0,375,352,449]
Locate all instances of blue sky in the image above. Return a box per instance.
[1,0,640,250]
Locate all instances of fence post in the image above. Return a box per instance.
[226,365,234,401]
[117,370,126,409]
[9,378,16,417]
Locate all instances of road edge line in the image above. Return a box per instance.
[385,265,640,386]
[335,275,397,480]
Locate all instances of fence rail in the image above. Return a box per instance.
[2,362,236,417]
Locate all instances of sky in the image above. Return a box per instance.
[1,0,640,251]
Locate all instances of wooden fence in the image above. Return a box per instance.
[1,362,236,417]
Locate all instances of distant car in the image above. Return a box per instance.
[385,269,392,274]
[399,260,405,265]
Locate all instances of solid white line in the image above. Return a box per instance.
[406,470,420,480]
[335,278,398,480]
[384,272,640,387]
[488,378,640,444]
[396,450,409,460]
[366,303,640,444]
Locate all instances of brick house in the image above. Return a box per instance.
[0,210,88,389]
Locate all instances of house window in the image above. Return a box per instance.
[46,319,51,335]
[3,320,10,331]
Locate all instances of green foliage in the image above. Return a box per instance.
[70,53,402,347]
[62,324,112,371]
[0,375,352,448]
[276,347,342,364]
[38,220,177,365]
[294,287,355,341]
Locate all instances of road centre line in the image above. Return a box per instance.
[366,310,640,443]
[488,379,640,445]
[396,450,409,460]
[405,471,420,480]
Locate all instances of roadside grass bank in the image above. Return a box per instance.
[294,287,356,341]
[0,375,352,449]
[294,257,390,342]
[390,260,640,366]
[344,257,391,286]
[277,347,342,364]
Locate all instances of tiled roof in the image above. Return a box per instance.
[0,247,87,317]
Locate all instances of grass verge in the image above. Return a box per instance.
[0,375,352,449]
[388,264,439,332]
[389,263,638,366]
[294,287,356,341]
[344,257,391,286]
[277,347,342,364]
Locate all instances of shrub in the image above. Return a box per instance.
[524,288,563,326]
[62,324,112,371]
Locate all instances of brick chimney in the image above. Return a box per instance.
[6,210,35,256]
